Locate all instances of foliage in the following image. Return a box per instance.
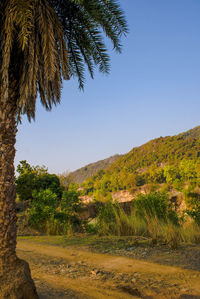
[28,189,60,232]
[27,188,81,235]
[132,192,179,225]
[61,190,81,225]
[184,187,200,225]
[89,192,200,248]
[95,199,119,236]
[83,128,200,195]
[34,173,63,199]
[0,0,127,120]
[16,160,62,201]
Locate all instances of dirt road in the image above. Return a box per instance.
[17,239,200,299]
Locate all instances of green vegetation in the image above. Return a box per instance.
[27,189,81,235]
[16,161,82,235]
[16,127,200,248]
[16,160,63,201]
[83,127,200,195]
[87,192,200,249]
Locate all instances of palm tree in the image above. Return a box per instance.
[0,0,127,297]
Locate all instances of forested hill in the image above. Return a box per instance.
[68,155,122,184]
[178,125,200,139]
[83,126,200,193]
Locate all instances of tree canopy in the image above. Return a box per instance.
[0,0,128,120]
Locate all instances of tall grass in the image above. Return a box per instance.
[93,192,200,248]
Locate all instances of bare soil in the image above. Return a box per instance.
[17,237,200,299]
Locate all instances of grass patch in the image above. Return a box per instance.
[18,235,151,252]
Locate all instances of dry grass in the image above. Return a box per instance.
[95,204,200,248]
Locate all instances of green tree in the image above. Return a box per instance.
[163,165,181,185]
[16,160,33,175]
[28,189,58,231]
[15,161,62,201]
[0,1,127,296]
[180,159,197,182]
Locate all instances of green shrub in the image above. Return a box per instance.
[27,188,82,234]
[28,189,59,232]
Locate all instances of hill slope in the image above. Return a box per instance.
[83,126,200,193]
[178,125,200,139]
[69,155,122,184]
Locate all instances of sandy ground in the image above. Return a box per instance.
[17,239,200,299]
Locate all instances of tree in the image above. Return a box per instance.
[0,0,127,297]
[15,161,63,201]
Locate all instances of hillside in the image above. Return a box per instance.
[178,125,200,139]
[83,126,200,194]
[68,155,122,184]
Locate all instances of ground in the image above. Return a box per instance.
[17,236,200,299]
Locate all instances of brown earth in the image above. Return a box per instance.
[17,238,200,299]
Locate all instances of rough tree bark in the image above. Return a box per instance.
[0,98,38,298]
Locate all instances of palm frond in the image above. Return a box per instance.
[0,0,127,120]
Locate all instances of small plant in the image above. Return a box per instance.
[163,222,181,249]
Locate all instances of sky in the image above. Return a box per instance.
[15,0,200,174]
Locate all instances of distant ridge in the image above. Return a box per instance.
[69,155,122,184]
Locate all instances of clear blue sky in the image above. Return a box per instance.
[15,0,200,174]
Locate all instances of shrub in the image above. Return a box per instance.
[27,188,82,234]
[28,189,59,232]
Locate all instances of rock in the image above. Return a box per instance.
[131,278,136,284]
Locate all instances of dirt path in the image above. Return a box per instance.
[17,239,200,299]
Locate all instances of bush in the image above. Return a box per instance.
[61,190,82,232]
[27,188,82,234]
[28,189,59,232]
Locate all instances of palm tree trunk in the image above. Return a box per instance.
[0,99,38,298]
